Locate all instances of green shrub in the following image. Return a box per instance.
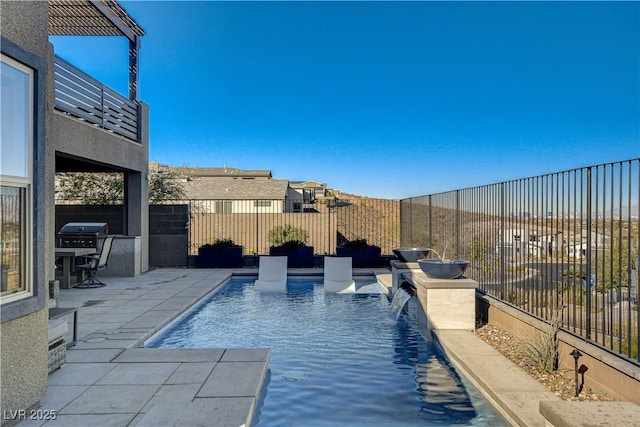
[268,225,308,246]
[200,238,240,250]
[278,240,308,250]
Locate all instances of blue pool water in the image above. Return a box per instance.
[147,278,506,426]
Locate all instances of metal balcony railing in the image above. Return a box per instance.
[401,159,640,363]
[54,55,140,142]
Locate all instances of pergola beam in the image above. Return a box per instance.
[49,0,145,99]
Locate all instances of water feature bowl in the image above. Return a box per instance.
[393,247,432,262]
[417,259,469,279]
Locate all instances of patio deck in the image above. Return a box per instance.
[15,268,634,426]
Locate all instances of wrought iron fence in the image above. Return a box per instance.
[401,159,640,362]
[184,197,400,256]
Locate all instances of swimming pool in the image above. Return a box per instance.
[146,278,506,426]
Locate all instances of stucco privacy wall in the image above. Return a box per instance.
[1,1,51,420]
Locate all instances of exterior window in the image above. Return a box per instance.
[215,200,232,213]
[254,200,272,208]
[0,55,33,303]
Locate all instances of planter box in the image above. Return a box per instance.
[269,246,315,268]
[336,246,382,267]
[198,246,244,268]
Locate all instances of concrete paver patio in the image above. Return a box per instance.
[19,269,269,427]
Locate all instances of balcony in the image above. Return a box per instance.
[54,55,141,142]
[49,0,144,144]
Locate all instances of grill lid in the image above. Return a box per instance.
[58,222,108,234]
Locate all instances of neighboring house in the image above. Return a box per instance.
[1,0,149,418]
[577,230,609,248]
[289,180,341,210]
[564,231,608,259]
[290,180,327,200]
[163,164,273,181]
[566,241,588,259]
[497,228,536,259]
[498,226,614,260]
[497,228,564,259]
[182,178,301,213]
[161,164,336,213]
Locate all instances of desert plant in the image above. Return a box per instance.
[520,315,560,372]
[267,225,308,247]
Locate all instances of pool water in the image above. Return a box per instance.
[147,278,506,426]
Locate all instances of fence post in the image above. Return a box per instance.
[187,200,192,254]
[428,195,433,247]
[586,168,593,339]
[500,182,505,301]
[255,199,259,255]
[409,198,413,246]
[327,199,331,255]
[455,190,460,258]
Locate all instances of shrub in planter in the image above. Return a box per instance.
[336,239,381,267]
[198,238,243,268]
[269,239,315,268]
[267,225,309,247]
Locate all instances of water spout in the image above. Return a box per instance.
[390,282,416,320]
[430,246,446,262]
[400,281,417,296]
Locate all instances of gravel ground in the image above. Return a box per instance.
[475,324,612,401]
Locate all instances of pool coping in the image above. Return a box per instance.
[433,329,560,427]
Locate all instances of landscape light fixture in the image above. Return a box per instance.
[570,348,583,397]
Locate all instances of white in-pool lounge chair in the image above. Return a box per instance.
[323,256,356,293]
[254,256,288,291]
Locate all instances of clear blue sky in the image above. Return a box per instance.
[51,1,639,200]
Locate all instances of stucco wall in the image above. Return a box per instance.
[1,1,51,422]
[0,1,49,58]
[51,112,148,172]
[0,311,49,422]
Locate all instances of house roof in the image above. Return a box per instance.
[183,178,290,200]
[49,0,145,40]
[172,166,272,179]
[290,180,326,188]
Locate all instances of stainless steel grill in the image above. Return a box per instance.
[58,222,109,249]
